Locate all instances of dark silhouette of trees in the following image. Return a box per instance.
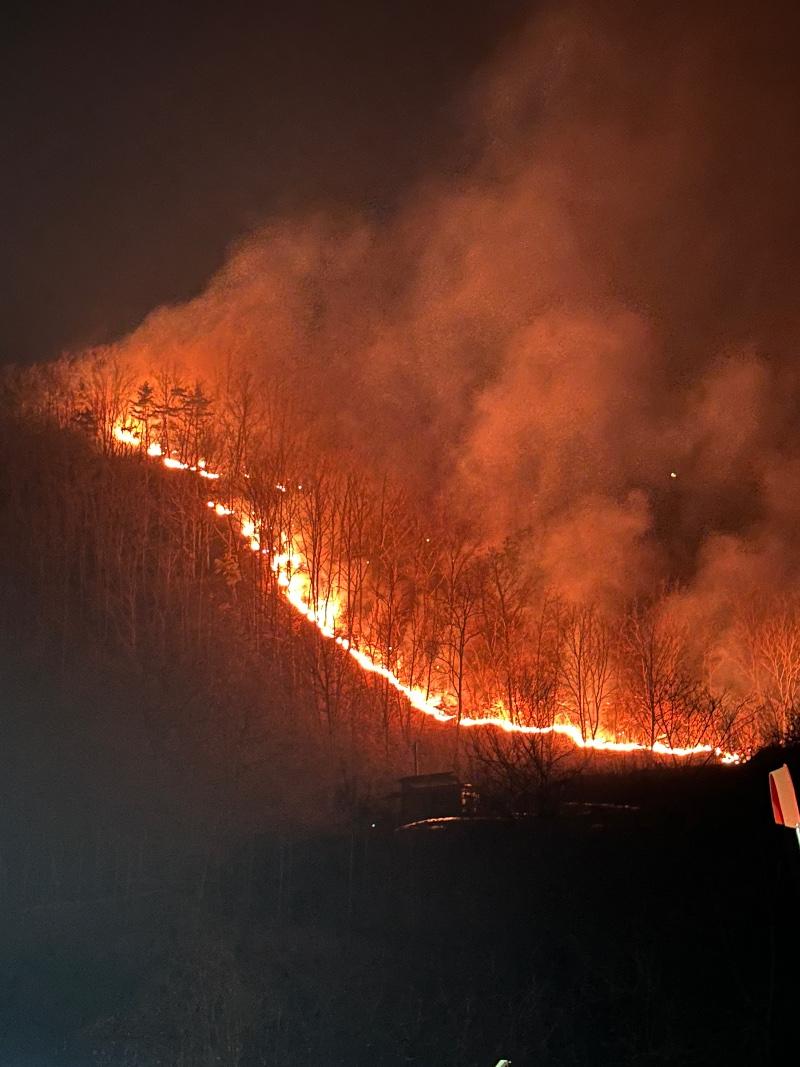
[1,347,793,816]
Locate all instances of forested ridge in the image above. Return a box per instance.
[5,352,798,764]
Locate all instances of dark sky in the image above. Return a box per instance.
[1,0,529,364]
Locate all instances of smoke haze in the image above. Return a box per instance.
[102,0,800,622]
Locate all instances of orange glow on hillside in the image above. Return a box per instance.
[112,421,741,764]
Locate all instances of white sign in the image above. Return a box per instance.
[769,764,800,828]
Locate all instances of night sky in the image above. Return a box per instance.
[2,0,528,364]
[5,1,800,368]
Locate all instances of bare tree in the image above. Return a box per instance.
[471,596,574,812]
[621,601,693,749]
[732,596,800,742]
[559,603,612,740]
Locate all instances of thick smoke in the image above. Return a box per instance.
[107,1,800,636]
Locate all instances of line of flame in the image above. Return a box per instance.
[112,425,740,764]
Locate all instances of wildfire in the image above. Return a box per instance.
[112,426,220,478]
[112,421,741,764]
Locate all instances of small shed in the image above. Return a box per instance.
[398,771,468,825]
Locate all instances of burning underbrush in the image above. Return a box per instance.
[4,353,789,793]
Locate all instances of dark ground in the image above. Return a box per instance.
[1,751,798,1066]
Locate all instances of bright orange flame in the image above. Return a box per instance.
[113,426,141,448]
[112,420,741,764]
[113,425,221,478]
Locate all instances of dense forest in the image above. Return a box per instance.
[2,352,799,1064]
[5,352,799,763]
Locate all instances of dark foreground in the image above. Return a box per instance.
[1,752,798,1066]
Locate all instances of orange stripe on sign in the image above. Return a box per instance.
[770,775,785,825]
